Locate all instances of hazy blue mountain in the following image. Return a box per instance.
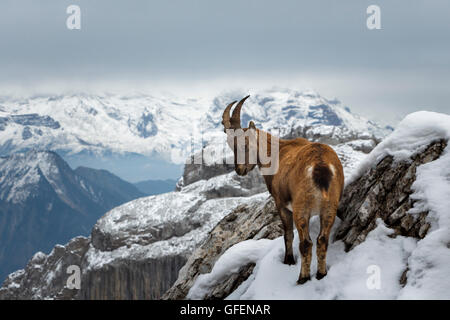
[74,166,146,207]
[133,179,177,195]
[0,150,145,281]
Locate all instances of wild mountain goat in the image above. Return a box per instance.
[222,96,344,284]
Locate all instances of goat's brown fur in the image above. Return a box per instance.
[222,96,344,284]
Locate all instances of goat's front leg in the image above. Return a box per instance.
[279,207,295,265]
[294,208,312,284]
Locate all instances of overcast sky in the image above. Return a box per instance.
[1,0,449,123]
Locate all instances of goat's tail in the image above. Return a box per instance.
[312,162,333,199]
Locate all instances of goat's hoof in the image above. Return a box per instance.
[296,276,311,285]
[283,255,296,265]
[316,271,327,280]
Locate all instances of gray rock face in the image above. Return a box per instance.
[162,139,447,300]
[335,139,447,250]
[136,113,158,138]
[0,114,61,130]
[21,127,32,140]
[0,236,89,300]
[77,255,187,300]
[0,234,187,300]
[178,162,234,189]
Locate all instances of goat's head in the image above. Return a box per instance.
[222,95,258,176]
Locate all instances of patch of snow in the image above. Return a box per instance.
[187,239,274,299]
[31,251,47,264]
[347,111,450,185]
[4,269,25,289]
[189,219,417,300]
[398,134,450,299]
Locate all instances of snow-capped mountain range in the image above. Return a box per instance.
[0,89,390,162]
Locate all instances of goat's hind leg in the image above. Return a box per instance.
[293,205,313,284]
[316,201,336,280]
[279,207,295,265]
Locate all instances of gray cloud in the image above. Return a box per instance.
[1,0,449,123]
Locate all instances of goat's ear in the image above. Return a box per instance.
[249,121,256,129]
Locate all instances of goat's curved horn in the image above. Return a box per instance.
[230,95,250,129]
[222,100,237,131]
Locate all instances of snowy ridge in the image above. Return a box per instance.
[95,170,260,242]
[86,193,268,271]
[85,165,273,270]
[0,150,106,207]
[0,150,65,203]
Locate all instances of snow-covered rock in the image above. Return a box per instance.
[0,237,89,300]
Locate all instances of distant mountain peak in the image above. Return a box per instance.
[0,150,62,203]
